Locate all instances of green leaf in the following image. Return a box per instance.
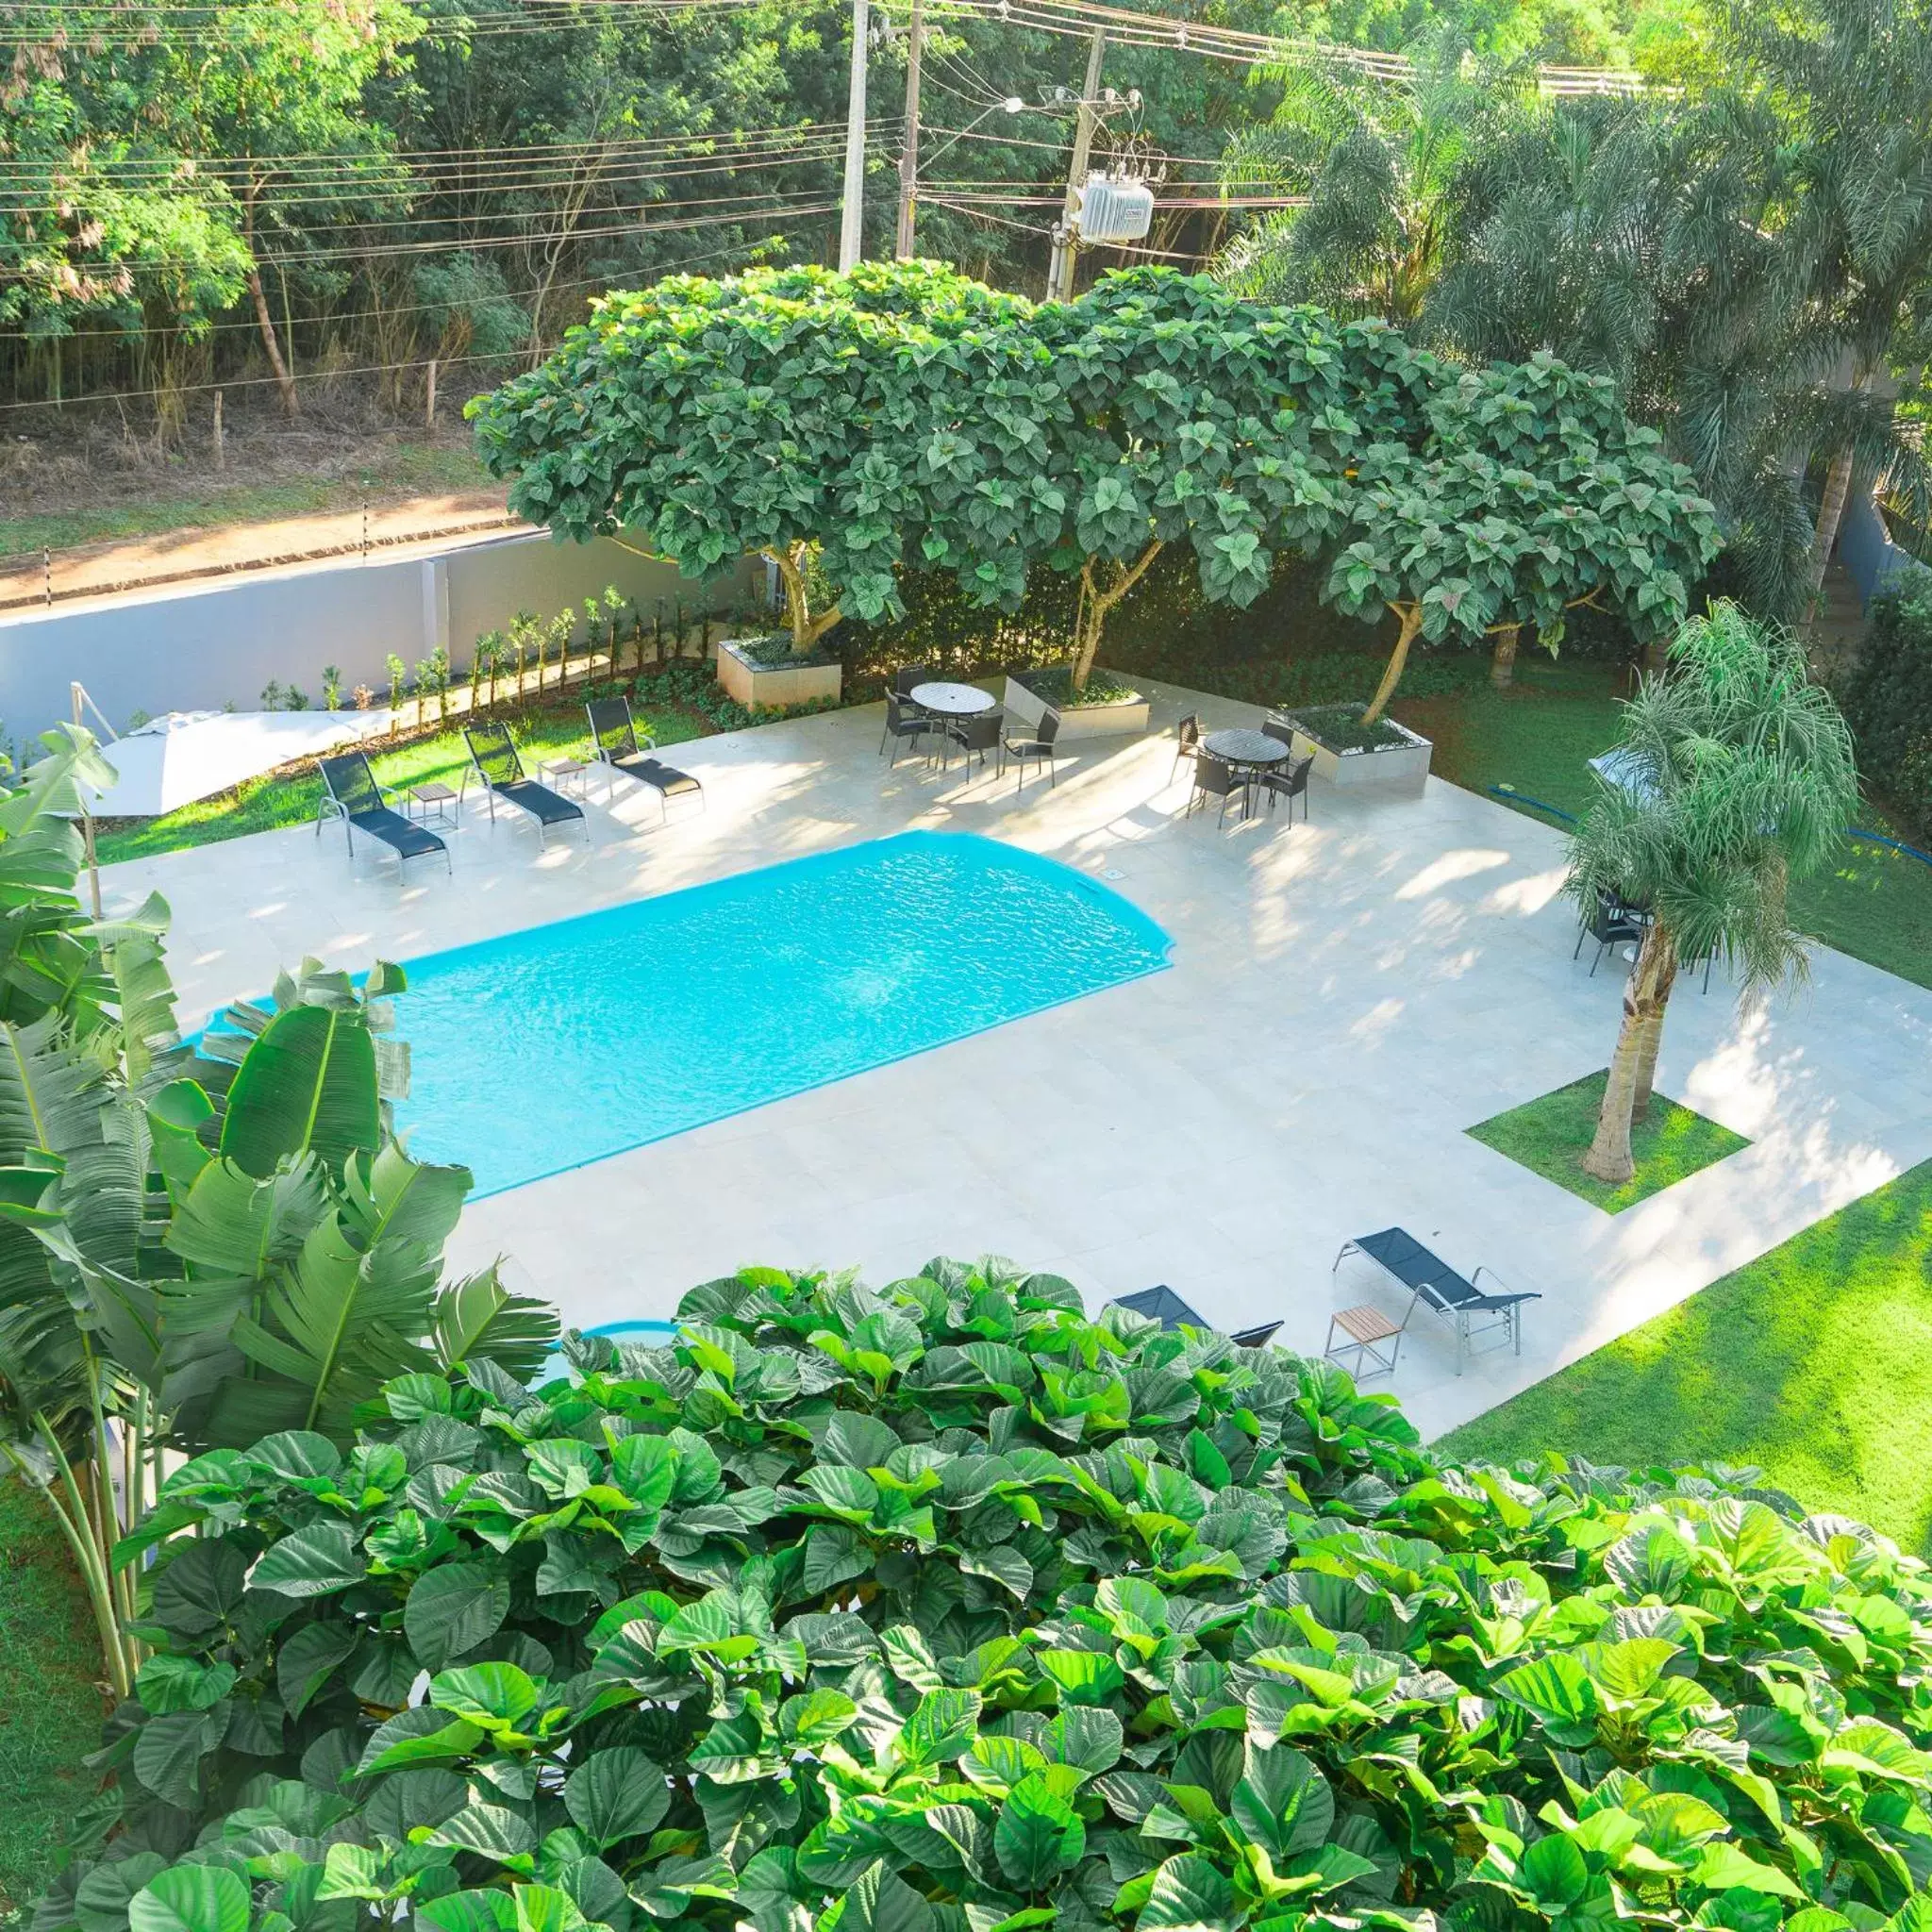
[1520,1834,1591,1909]
[899,1688,982,1767]
[129,1868,252,1932]
[1038,1650,1125,1706]
[219,1003,380,1179]
[563,1748,671,1848]
[406,1561,511,1672]
[1691,1845,1803,1900]
[1230,1745,1334,1859]
[134,1655,237,1714]
[994,1773,1086,1889]
[252,1521,364,1596]
[431,1663,541,1730]
[1137,1855,1237,1932]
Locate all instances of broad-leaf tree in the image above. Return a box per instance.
[1327,354,1722,720]
[1566,601,1858,1184]
[471,259,1065,656]
[1033,271,1425,692]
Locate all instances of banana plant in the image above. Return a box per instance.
[0,734,555,1693]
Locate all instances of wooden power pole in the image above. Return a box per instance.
[1046,25,1107,302]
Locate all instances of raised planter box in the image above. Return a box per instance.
[715,637,842,710]
[1004,671,1151,742]
[1283,708,1433,794]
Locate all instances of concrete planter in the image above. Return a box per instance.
[715,637,842,710]
[1287,715,1433,794]
[1004,673,1151,742]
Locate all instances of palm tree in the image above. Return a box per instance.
[1566,601,1859,1184]
[1217,35,1527,324]
[1724,0,1932,601]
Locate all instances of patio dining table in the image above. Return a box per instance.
[1202,727,1289,769]
[909,681,997,718]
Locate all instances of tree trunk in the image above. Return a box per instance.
[1629,936,1678,1123]
[1489,624,1521,689]
[765,544,841,656]
[1583,922,1678,1183]
[1070,541,1162,691]
[1361,604,1424,724]
[1805,441,1857,603]
[246,269,299,417]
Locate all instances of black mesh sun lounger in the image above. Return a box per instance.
[586,699,704,819]
[1108,1286,1283,1349]
[463,723,588,847]
[1333,1227,1539,1374]
[315,752,450,874]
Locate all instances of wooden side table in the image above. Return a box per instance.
[539,757,589,800]
[406,781,459,828]
[1324,1304,1405,1379]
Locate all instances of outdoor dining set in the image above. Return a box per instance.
[878,666,1059,788]
[1174,712,1313,827]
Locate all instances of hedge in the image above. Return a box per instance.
[37,1257,1932,1932]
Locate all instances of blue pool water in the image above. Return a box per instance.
[395,832,1171,1195]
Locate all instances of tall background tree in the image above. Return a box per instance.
[1564,601,1859,1184]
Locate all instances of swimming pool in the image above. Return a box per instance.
[395,832,1171,1195]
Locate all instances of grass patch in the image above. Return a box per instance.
[1395,658,1932,992]
[1438,1159,1932,1552]
[0,1482,103,1916]
[1467,1069,1750,1213]
[96,700,697,866]
[0,442,491,558]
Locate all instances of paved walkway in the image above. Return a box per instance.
[100,679,1932,1440]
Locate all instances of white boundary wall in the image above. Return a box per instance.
[0,530,761,737]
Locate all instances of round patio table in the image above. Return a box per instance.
[1203,727,1289,767]
[909,681,997,717]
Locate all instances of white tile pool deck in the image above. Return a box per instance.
[103,680,1932,1440]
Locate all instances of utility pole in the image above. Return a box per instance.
[894,0,925,258]
[1046,24,1107,301]
[839,0,870,270]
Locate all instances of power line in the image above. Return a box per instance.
[0,213,842,414]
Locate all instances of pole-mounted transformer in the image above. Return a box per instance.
[1076,173,1156,245]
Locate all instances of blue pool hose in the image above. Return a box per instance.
[1486,785,1932,869]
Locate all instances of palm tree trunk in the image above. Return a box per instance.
[1805,442,1857,602]
[1361,604,1424,724]
[1583,922,1677,1183]
[1489,624,1521,689]
[1629,930,1678,1121]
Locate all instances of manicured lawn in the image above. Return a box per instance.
[95,702,696,866]
[1440,1159,1932,1552]
[1395,658,1932,991]
[0,1483,104,1916]
[1467,1069,1750,1212]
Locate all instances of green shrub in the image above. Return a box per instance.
[41,1259,1932,1932]
[1838,564,1932,834]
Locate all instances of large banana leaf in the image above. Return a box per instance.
[218,1006,380,1179]
[434,1270,560,1382]
[0,1014,108,1164]
[165,1157,331,1281]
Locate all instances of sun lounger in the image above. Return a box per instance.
[585,698,704,818]
[1108,1286,1283,1348]
[315,752,449,874]
[463,723,588,847]
[1332,1226,1538,1374]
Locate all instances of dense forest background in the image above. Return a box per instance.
[4,0,1930,620]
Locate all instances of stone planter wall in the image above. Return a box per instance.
[1004,674,1152,743]
[715,638,842,709]
[1288,718,1433,794]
